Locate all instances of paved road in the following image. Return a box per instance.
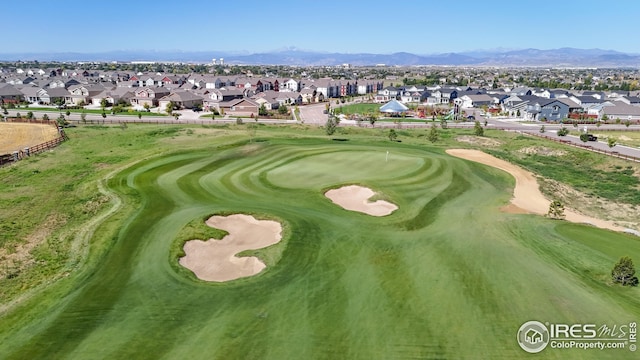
[4,106,640,161]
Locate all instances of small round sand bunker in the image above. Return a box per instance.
[179,214,282,282]
[325,185,398,216]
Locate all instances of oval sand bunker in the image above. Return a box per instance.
[325,185,398,216]
[179,214,282,282]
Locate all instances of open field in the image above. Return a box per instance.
[1,125,639,359]
[0,122,60,154]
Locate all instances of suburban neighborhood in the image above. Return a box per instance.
[2,62,640,124]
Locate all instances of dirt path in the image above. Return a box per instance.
[325,185,398,216]
[179,214,282,282]
[446,149,624,232]
[0,123,60,154]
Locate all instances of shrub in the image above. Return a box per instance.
[612,257,639,286]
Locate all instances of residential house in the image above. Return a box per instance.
[157,91,204,110]
[455,94,494,109]
[531,88,551,98]
[300,87,323,103]
[510,87,532,96]
[428,88,458,105]
[130,87,170,108]
[252,91,280,110]
[18,86,42,104]
[221,98,260,116]
[7,76,35,85]
[528,99,571,122]
[275,92,302,106]
[280,78,300,92]
[502,95,543,117]
[48,79,67,88]
[91,88,135,106]
[0,84,24,103]
[376,86,399,103]
[67,84,108,105]
[616,96,640,106]
[38,88,71,105]
[602,101,640,122]
[549,89,571,98]
[570,95,606,107]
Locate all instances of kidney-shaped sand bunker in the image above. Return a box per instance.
[325,185,398,216]
[179,214,282,282]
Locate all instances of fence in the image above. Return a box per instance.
[0,120,67,167]
[64,118,296,126]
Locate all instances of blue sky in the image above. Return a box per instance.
[3,0,639,54]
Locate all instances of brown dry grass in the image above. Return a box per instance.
[0,213,68,279]
[538,178,640,231]
[455,135,502,147]
[0,123,60,154]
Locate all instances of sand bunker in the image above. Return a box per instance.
[446,149,624,232]
[325,185,398,216]
[179,214,282,282]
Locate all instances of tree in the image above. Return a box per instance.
[165,101,175,114]
[15,112,21,119]
[557,127,569,136]
[42,113,49,121]
[143,103,150,112]
[258,103,268,116]
[278,104,288,115]
[138,113,142,119]
[325,114,338,135]
[428,123,439,143]
[368,113,378,127]
[388,129,397,141]
[26,111,34,120]
[101,112,107,119]
[173,112,181,120]
[624,120,631,128]
[547,200,565,219]
[100,98,108,110]
[611,257,639,286]
[607,137,617,148]
[474,121,484,136]
[56,114,66,127]
[440,118,448,129]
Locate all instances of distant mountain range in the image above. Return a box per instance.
[1,48,640,67]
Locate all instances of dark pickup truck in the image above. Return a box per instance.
[580,133,598,142]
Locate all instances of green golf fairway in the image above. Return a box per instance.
[1,137,639,359]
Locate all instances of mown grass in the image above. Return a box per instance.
[334,103,380,115]
[0,125,639,359]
